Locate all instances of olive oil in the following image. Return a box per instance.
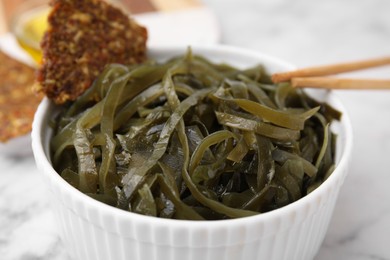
[12,6,49,63]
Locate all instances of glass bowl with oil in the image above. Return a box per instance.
[10,0,49,63]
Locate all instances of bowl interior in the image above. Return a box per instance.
[32,45,353,230]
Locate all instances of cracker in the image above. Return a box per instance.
[0,50,42,142]
[36,0,148,104]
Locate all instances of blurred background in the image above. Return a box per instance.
[1,0,390,259]
[205,0,390,66]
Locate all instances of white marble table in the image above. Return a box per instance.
[1,0,390,259]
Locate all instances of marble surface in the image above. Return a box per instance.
[1,0,390,259]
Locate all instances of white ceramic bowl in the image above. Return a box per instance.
[32,45,353,260]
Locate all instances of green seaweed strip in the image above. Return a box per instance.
[227,135,249,163]
[276,163,301,202]
[74,128,98,193]
[133,183,157,216]
[156,173,204,220]
[241,185,274,211]
[315,123,330,169]
[255,134,275,190]
[178,116,258,218]
[215,111,300,141]
[274,82,293,109]
[101,72,132,136]
[99,72,132,194]
[113,84,165,130]
[98,134,117,195]
[121,89,212,199]
[237,74,277,108]
[272,149,318,178]
[189,130,238,175]
[232,98,320,130]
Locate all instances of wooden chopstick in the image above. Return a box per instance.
[291,77,390,90]
[272,56,390,83]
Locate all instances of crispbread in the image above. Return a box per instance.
[0,50,42,142]
[36,0,148,104]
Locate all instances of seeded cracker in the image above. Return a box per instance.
[0,51,43,142]
[36,0,148,104]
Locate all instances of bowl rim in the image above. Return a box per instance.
[32,44,353,230]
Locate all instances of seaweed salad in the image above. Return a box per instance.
[51,50,341,220]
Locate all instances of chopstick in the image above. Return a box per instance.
[291,77,390,90]
[271,56,390,90]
